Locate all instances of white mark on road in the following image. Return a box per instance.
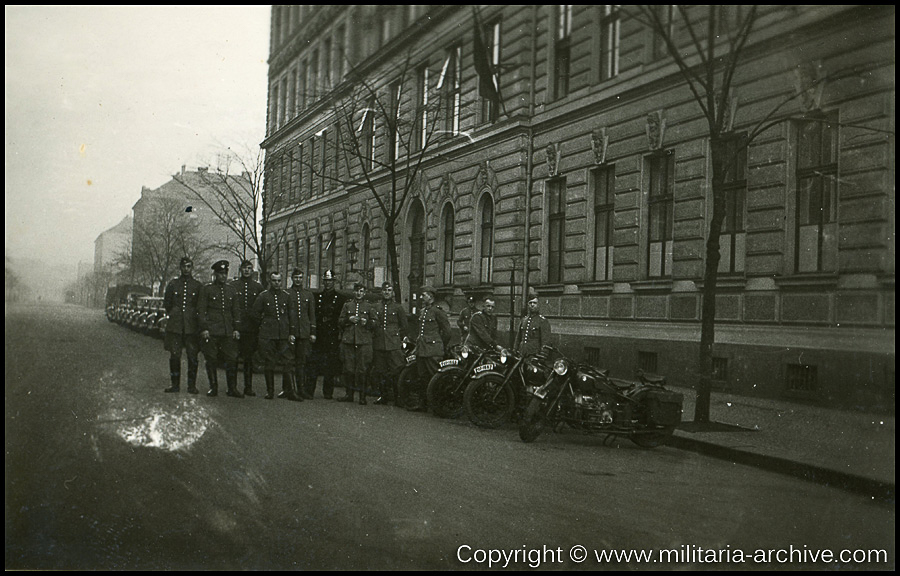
[115,398,210,452]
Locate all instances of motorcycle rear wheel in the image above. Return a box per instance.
[519,397,549,442]
[426,367,466,419]
[464,375,516,429]
[630,426,676,448]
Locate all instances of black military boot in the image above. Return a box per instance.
[243,363,256,397]
[225,364,243,398]
[297,367,313,400]
[186,358,199,395]
[264,371,275,400]
[280,373,302,402]
[358,374,368,405]
[206,364,219,397]
[164,357,180,393]
[337,374,355,402]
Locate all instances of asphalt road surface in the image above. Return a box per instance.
[5,303,894,570]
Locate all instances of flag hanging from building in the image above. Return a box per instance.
[472,7,501,115]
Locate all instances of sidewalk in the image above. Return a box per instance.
[666,385,895,502]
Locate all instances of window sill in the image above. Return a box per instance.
[534,284,565,296]
[774,273,839,291]
[630,279,673,293]
[577,281,614,294]
[695,274,747,292]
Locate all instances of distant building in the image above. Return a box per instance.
[261,6,894,410]
[131,166,249,292]
[94,215,132,277]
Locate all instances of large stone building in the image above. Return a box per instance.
[132,167,249,292]
[261,5,894,410]
[94,215,132,277]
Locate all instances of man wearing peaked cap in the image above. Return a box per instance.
[230,260,264,396]
[163,255,202,394]
[515,294,552,356]
[411,285,451,411]
[198,259,242,398]
[307,269,345,399]
[288,268,316,400]
[370,281,408,405]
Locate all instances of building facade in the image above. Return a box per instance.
[261,5,894,410]
[131,167,248,292]
[94,215,132,277]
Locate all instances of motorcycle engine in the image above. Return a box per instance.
[574,394,615,425]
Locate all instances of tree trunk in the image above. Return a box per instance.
[695,141,729,423]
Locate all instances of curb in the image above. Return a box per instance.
[667,435,895,505]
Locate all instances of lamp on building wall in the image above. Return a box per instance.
[347,239,359,272]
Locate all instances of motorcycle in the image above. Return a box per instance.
[426,343,502,419]
[396,339,418,409]
[518,353,683,448]
[463,345,559,429]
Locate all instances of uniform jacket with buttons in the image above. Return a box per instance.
[252,289,294,340]
[163,274,202,334]
[231,276,264,333]
[415,305,452,358]
[338,298,375,345]
[465,310,499,350]
[457,305,476,337]
[515,313,552,356]
[288,286,317,340]
[315,289,346,347]
[197,281,241,336]
[372,299,408,351]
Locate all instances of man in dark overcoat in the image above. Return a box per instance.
[198,260,242,397]
[231,260,264,396]
[252,271,300,401]
[163,256,202,394]
[288,268,316,400]
[306,269,345,399]
[370,281,408,405]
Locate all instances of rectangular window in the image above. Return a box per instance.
[591,166,615,281]
[288,69,297,120]
[310,49,319,101]
[599,6,620,81]
[647,151,674,278]
[297,61,307,111]
[718,133,748,274]
[336,25,346,81]
[319,128,328,194]
[786,363,817,392]
[440,45,462,135]
[415,65,429,151]
[795,112,838,273]
[712,357,728,381]
[306,138,314,196]
[638,351,658,373]
[278,77,287,128]
[296,142,303,199]
[323,38,332,90]
[554,5,572,99]
[270,85,279,134]
[480,19,501,124]
[360,100,376,170]
[387,80,402,163]
[548,177,567,284]
[651,5,673,61]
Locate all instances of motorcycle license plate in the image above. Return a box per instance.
[533,387,548,399]
[406,355,416,364]
[474,363,494,374]
[439,359,458,368]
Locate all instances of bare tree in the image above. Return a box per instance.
[174,146,295,283]
[632,5,859,422]
[295,51,455,302]
[132,195,212,290]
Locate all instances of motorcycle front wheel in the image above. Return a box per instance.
[396,364,418,410]
[464,374,516,429]
[426,367,466,419]
[630,426,676,448]
[519,396,550,442]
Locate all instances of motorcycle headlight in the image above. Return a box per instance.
[460,345,470,359]
[500,348,509,364]
[553,359,568,376]
[579,371,590,383]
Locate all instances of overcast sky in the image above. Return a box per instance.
[5,5,271,271]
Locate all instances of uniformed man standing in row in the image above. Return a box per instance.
[307,270,344,399]
[163,256,202,394]
[457,294,476,344]
[410,285,451,412]
[515,295,552,356]
[252,271,300,401]
[197,260,242,397]
[465,296,502,352]
[288,268,316,400]
[337,282,375,404]
[370,281,408,405]
[232,260,264,396]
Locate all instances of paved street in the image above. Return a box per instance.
[5,303,894,570]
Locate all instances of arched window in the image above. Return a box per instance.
[479,194,494,284]
[441,203,455,284]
